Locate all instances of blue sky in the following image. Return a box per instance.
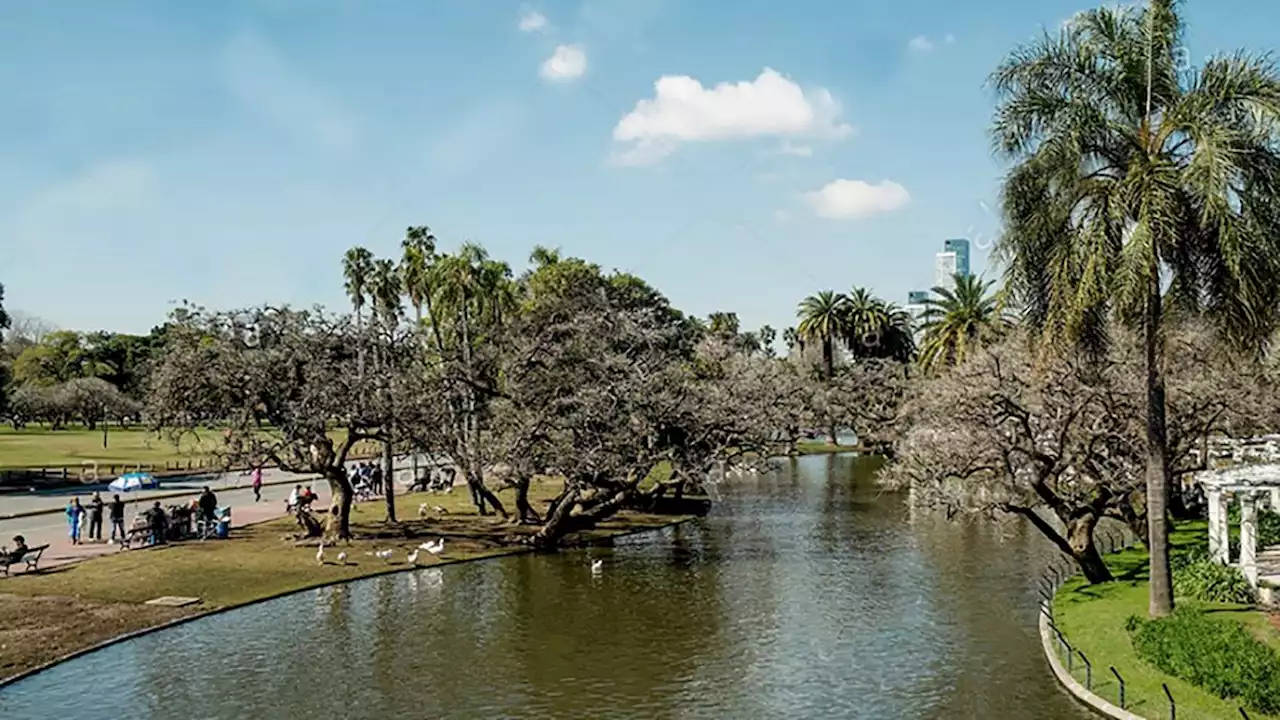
[1,0,1275,336]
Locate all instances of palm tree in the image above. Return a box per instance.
[368,257,402,523]
[782,326,799,354]
[917,274,1005,372]
[991,0,1280,616]
[796,291,848,381]
[400,227,437,488]
[342,247,374,377]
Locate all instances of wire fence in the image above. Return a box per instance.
[1039,526,1260,719]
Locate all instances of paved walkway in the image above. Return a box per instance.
[0,456,434,571]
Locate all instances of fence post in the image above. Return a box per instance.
[1163,683,1175,720]
[1111,667,1125,709]
[1078,651,1092,690]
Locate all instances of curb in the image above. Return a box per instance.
[1039,601,1147,720]
[0,514,695,690]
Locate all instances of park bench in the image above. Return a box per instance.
[0,544,49,576]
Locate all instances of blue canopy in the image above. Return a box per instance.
[108,472,159,492]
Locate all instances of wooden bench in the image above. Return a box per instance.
[0,544,49,576]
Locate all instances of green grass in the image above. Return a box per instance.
[793,441,861,454]
[0,478,695,680]
[1053,521,1280,720]
[0,425,380,470]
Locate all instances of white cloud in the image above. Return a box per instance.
[519,9,548,33]
[540,44,587,81]
[777,139,813,157]
[801,179,910,219]
[611,68,852,165]
[908,35,934,52]
[220,31,359,151]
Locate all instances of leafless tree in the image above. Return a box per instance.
[881,325,1267,584]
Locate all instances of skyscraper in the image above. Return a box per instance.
[943,238,971,278]
[934,251,958,291]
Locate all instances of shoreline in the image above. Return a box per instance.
[0,485,701,688]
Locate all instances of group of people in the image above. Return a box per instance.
[351,462,385,498]
[63,492,127,545]
[64,485,223,547]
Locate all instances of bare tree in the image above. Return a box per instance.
[146,305,407,539]
[882,326,1265,584]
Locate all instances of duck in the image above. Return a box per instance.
[420,539,445,555]
[418,503,430,518]
[591,558,603,573]
[336,551,348,565]
[406,549,420,565]
[375,548,394,562]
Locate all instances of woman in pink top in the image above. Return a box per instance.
[251,466,263,502]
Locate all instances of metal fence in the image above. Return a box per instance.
[1039,526,1257,719]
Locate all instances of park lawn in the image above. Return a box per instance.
[0,425,381,470]
[0,478,697,682]
[1053,520,1280,720]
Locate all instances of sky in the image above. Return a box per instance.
[1,0,1276,337]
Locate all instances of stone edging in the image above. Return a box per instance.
[1038,601,1147,720]
[0,515,696,691]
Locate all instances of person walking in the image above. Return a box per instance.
[87,491,105,542]
[109,494,127,544]
[251,466,263,502]
[66,498,85,545]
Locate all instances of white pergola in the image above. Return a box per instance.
[1196,464,1280,588]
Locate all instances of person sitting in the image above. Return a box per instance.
[286,484,303,513]
[298,485,317,509]
[198,486,218,525]
[3,535,30,563]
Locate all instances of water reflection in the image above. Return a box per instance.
[0,454,1089,719]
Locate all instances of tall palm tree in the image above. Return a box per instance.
[844,287,887,357]
[400,226,437,487]
[796,291,848,381]
[917,274,1005,372]
[878,302,917,363]
[342,247,374,376]
[368,258,402,523]
[991,0,1280,616]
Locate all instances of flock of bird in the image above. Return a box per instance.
[314,538,447,566]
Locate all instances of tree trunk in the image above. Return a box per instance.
[466,468,508,518]
[1066,515,1113,584]
[534,486,633,548]
[513,476,540,524]
[382,439,397,523]
[1145,272,1174,617]
[821,337,834,380]
[324,467,355,540]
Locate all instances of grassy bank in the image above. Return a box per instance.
[0,479,698,682]
[0,425,380,470]
[793,441,861,454]
[1053,521,1280,720]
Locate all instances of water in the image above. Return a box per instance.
[0,454,1090,719]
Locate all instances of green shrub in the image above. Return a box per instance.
[1127,609,1280,714]
[1173,558,1257,604]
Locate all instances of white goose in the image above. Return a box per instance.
[336,551,348,565]
[420,539,445,555]
[315,542,325,565]
[406,549,420,565]
[375,548,394,562]
[591,558,603,574]
[418,503,430,518]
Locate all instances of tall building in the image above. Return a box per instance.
[944,238,971,278]
[934,251,958,291]
[905,290,930,320]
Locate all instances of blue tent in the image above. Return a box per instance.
[108,472,159,492]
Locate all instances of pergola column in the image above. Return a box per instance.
[1207,489,1230,565]
[1240,493,1259,588]
[1271,486,1280,511]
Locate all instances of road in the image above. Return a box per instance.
[0,455,440,569]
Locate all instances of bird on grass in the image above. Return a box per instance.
[420,539,445,555]
[375,548,394,562]
[591,559,603,574]
[315,542,325,566]
[418,503,430,518]
[336,551,348,565]
[406,549,420,565]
